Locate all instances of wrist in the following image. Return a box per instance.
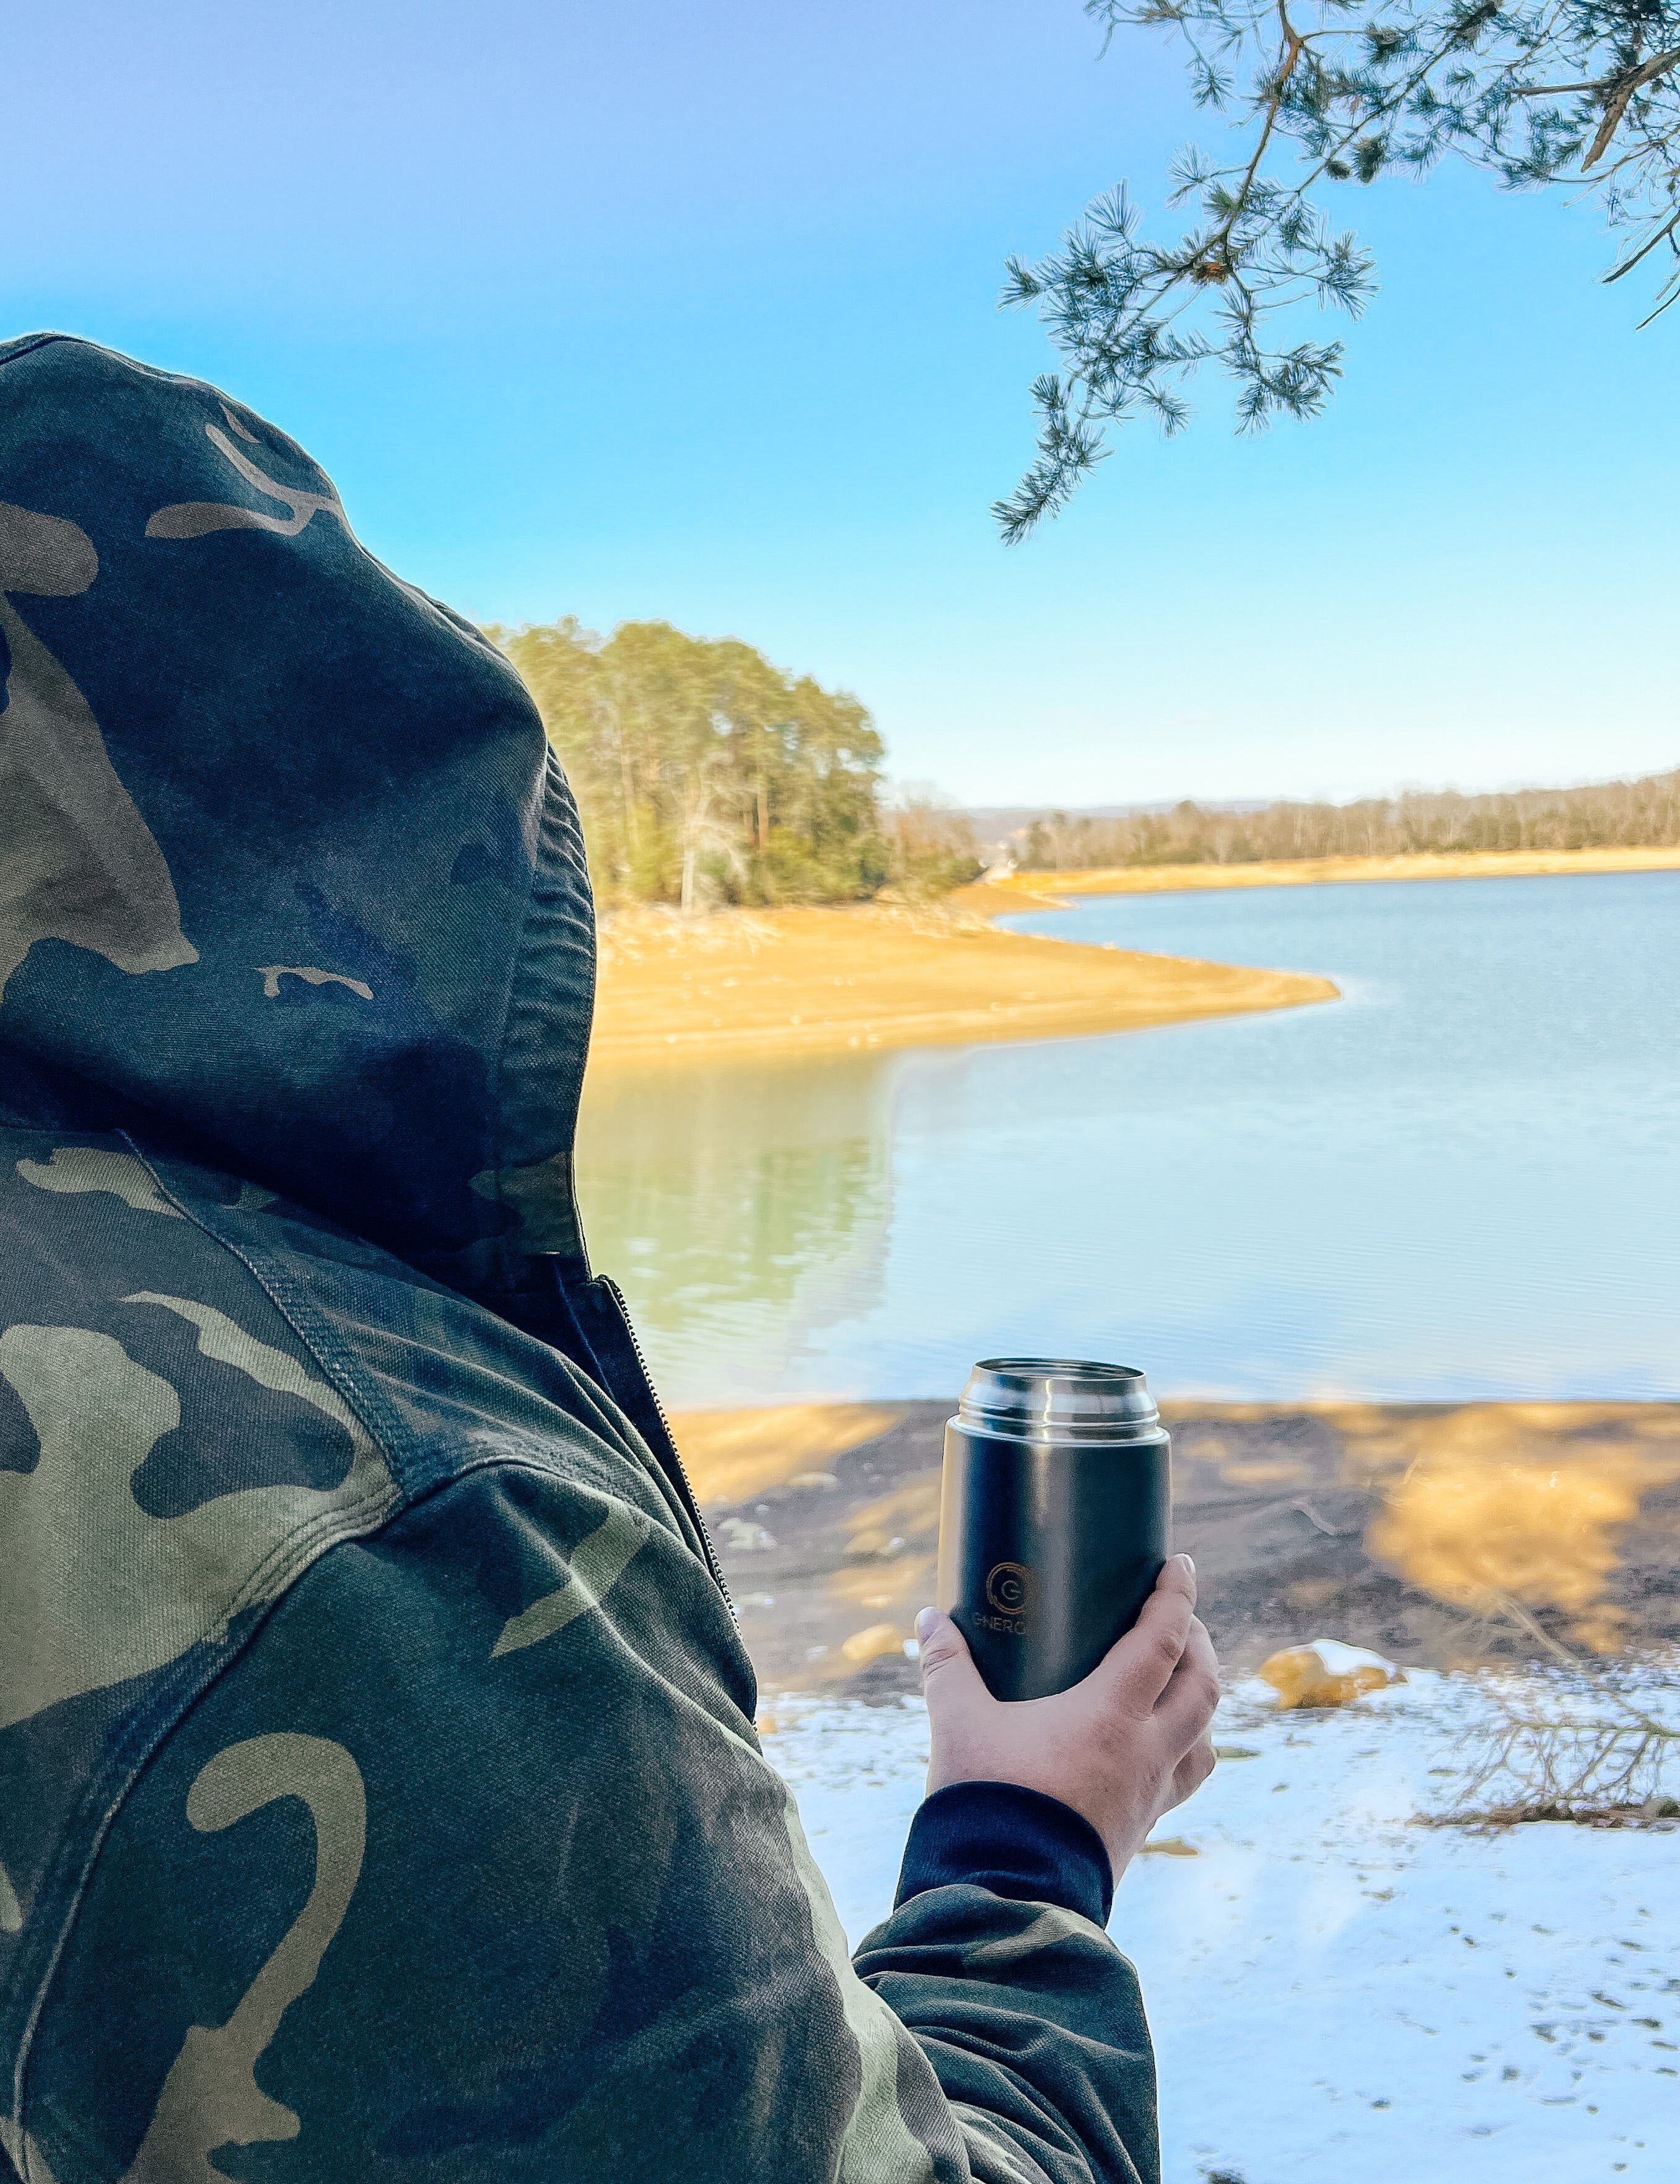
[927,1750,1129,1875]
[896,1780,1115,1926]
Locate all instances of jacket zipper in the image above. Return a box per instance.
[593,1276,733,1613]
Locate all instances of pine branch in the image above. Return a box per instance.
[999,0,1680,533]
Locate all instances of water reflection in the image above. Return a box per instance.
[575,1050,900,1401]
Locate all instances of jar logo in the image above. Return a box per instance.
[984,1561,1033,1616]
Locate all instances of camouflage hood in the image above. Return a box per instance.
[0,332,595,1312]
[0,340,1165,2184]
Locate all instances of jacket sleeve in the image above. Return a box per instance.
[853,1784,1158,2184]
[20,1459,1155,2184]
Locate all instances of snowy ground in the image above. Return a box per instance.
[764,1670,1679,2184]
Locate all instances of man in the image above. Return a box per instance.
[0,333,1218,2183]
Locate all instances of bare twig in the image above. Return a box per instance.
[1431,1645,1680,1829]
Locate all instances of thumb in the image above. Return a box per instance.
[916,1607,990,1713]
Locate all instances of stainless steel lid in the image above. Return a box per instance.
[955,1357,1164,1444]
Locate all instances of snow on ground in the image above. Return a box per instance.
[764,1670,1679,2184]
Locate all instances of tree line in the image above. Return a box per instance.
[492,616,981,910]
[1018,768,1680,870]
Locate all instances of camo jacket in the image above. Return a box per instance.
[0,334,1158,2184]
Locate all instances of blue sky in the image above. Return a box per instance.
[11,0,1678,805]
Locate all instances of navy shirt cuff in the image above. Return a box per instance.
[894,1780,1114,1927]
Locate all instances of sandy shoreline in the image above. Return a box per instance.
[985,843,1680,903]
[590,899,1336,1068]
[672,1398,1680,1694]
[587,845,1680,1068]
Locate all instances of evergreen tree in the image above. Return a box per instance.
[492,618,977,907]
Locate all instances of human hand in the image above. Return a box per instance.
[916,1555,1220,1882]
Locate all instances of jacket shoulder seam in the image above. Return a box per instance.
[115,1134,420,1493]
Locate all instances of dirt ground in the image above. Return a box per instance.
[590,900,1336,1067]
[669,1398,1680,1699]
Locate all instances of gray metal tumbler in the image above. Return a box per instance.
[935,1357,1171,1702]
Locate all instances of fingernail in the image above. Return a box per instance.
[915,1606,938,1641]
[1174,1553,1195,1575]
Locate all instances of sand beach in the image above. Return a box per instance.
[987,843,1680,903]
[590,896,1337,1067]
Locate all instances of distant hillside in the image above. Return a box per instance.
[971,769,1680,872]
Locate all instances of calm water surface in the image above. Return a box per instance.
[575,872,1680,1405]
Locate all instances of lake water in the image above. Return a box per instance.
[574,871,1680,1406]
